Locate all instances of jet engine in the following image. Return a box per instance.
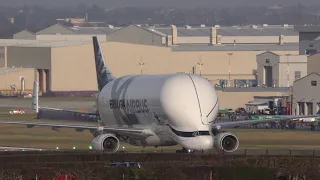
[92,134,120,153]
[213,132,239,153]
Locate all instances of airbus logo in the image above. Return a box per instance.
[109,99,149,114]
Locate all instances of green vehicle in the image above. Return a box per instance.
[218,109,227,114]
[218,109,227,117]
[315,111,320,122]
[249,115,282,120]
[218,108,233,117]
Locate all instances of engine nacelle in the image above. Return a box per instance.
[92,134,120,153]
[213,132,239,153]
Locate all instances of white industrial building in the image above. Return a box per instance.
[307,52,320,75]
[293,73,320,115]
[256,52,307,87]
[295,25,320,55]
[290,25,320,115]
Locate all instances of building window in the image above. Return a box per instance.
[0,53,4,59]
[305,49,317,55]
[294,71,301,80]
[311,81,317,86]
[265,59,270,63]
[309,44,314,47]
[307,102,314,115]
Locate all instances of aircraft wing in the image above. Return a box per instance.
[213,115,320,129]
[0,120,152,138]
[39,107,97,116]
[32,81,98,116]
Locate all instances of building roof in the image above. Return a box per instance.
[18,29,35,35]
[172,43,298,51]
[294,72,320,83]
[254,96,287,98]
[258,51,306,58]
[0,38,298,51]
[69,26,120,35]
[307,52,320,57]
[154,25,297,37]
[0,39,89,47]
[257,51,280,56]
[36,23,119,35]
[35,24,297,37]
[107,25,167,37]
[294,25,320,33]
[140,26,167,37]
[245,101,269,106]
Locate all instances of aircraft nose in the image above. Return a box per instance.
[200,136,214,150]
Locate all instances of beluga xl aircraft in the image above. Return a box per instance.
[0,36,318,153]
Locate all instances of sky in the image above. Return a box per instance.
[0,0,319,8]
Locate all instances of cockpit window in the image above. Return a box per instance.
[206,99,218,118]
[198,131,210,135]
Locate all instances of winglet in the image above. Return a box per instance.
[32,81,39,113]
[92,36,114,91]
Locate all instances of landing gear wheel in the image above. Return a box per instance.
[176,148,194,153]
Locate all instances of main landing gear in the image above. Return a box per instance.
[176,147,195,153]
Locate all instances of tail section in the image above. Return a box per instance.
[92,36,114,91]
[32,81,39,113]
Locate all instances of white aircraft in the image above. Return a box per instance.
[0,36,319,153]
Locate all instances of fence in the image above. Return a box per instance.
[0,150,319,180]
[122,149,320,157]
[1,149,320,160]
[0,90,32,97]
[0,150,320,180]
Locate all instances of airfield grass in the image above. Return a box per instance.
[1,107,320,152]
[0,97,94,102]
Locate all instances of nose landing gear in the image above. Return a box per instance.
[176,147,195,153]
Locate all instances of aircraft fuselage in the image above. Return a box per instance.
[97,73,219,151]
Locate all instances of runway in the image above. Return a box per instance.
[0,146,48,151]
[0,98,94,109]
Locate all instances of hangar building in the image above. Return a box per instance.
[0,23,299,109]
[256,52,307,87]
[13,24,119,42]
[0,39,297,96]
[306,52,320,75]
[217,87,290,110]
[293,73,320,115]
[295,25,320,55]
[291,25,320,115]
[14,23,299,45]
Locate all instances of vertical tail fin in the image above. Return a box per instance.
[32,81,39,113]
[92,36,114,91]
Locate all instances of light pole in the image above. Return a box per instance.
[227,53,233,86]
[197,56,204,76]
[139,56,145,75]
[285,54,290,87]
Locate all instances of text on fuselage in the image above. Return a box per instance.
[109,99,149,113]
